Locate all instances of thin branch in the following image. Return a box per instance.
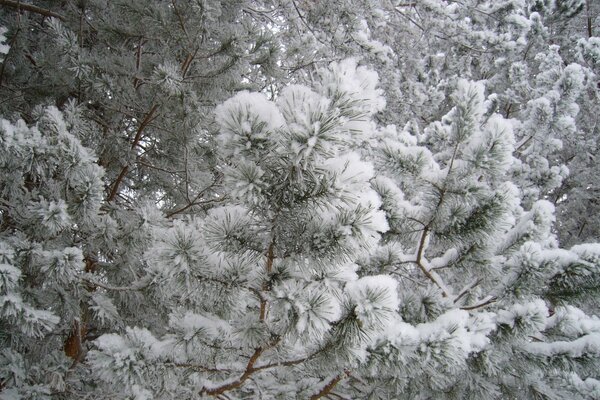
[252,356,307,372]
[390,270,428,287]
[198,231,281,396]
[171,0,189,40]
[129,104,159,152]
[253,343,331,372]
[137,159,185,175]
[260,239,276,321]
[133,37,144,89]
[242,6,278,25]
[165,196,225,217]
[310,372,349,400]
[81,275,152,292]
[460,295,497,311]
[577,220,587,238]
[586,0,593,38]
[290,0,327,46]
[165,177,223,218]
[107,104,159,202]
[453,278,482,304]
[412,138,461,296]
[202,347,264,396]
[394,8,425,32]
[167,362,232,374]
[181,47,198,78]
[0,0,65,21]
[414,229,450,296]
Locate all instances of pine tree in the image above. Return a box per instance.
[1,1,600,399]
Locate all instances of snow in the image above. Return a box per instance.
[322,154,390,238]
[571,243,600,263]
[496,299,548,332]
[345,275,399,329]
[30,198,72,235]
[429,248,459,270]
[0,27,9,58]
[95,333,128,354]
[398,309,496,357]
[527,333,600,358]
[318,58,386,115]
[154,62,183,95]
[279,281,342,340]
[216,91,284,134]
[453,79,486,127]
[352,20,393,63]
[215,91,285,156]
[546,306,600,336]
[0,262,20,291]
[131,385,154,400]
[169,311,231,340]
[278,85,326,122]
[90,292,120,325]
[568,374,600,399]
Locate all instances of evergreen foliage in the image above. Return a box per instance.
[0,1,599,399]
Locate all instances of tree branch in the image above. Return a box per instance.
[0,0,65,21]
[107,104,159,202]
[165,177,223,218]
[81,274,152,292]
[310,372,349,400]
[202,347,265,396]
[453,278,482,304]
[260,239,275,321]
[460,295,497,310]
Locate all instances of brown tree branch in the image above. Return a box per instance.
[107,104,159,202]
[310,372,349,400]
[0,0,65,21]
[198,235,280,397]
[460,296,497,311]
[202,347,264,396]
[586,0,593,38]
[259,239,276,321]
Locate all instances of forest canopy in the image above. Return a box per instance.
[0,1,600,399]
